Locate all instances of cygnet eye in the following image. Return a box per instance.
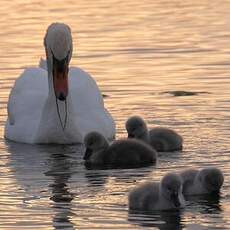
[88,140,94,147]
[129,126,136,132]
[167,186,172,191]
[132,127,136,132]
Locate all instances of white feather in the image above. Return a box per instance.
[5,64,115,144]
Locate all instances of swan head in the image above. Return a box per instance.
[83,132,109,161]
[198,167,224,193]
[44,23,73,101]
[126,116,148,140]
[161,173,183,208]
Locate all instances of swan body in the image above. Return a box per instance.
[126,116,183,152]
[129,173,185,211]
[5,23,115,144]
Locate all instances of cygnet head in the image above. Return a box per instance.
[161,173,183,207]
[83,132,109,161]
[44,23,73,101]
[198,167,224,193]
[126,116,148,141]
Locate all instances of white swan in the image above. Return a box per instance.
[5,23,115,144]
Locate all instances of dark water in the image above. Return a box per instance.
[0,0,229,229]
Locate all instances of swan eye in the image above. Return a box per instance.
[52,51,69,66]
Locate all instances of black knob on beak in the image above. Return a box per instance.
[58,92,66,101]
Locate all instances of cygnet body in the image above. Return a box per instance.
[126,116,183,152]
[180,167,224,195]
[83,131,157,168]
[129,173,185,211]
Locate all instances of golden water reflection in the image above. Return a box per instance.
[0,0,230,229]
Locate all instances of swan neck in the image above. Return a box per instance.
[47,65,55,98]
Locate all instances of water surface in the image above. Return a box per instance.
[0,0,230,229]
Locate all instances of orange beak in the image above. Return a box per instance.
[53,55,69,101]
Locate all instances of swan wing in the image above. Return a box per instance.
[5,67,48,143]
[69,67,115,139]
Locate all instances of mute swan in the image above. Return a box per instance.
[126,116,183,152]
[180,167,224,195]
[83,131,157,168]
[129,173,185,211]
[5,23,115,144]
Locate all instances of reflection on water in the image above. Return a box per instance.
[184,194,228,230]
[6,142,81,229]
[47,152,75,229]
[0,0,230,229]
[128,210,183,229]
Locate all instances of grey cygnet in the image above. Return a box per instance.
[180,167,224,195]
[83,131,157,168]
[126,116,183,152]
[129,172,185,211]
